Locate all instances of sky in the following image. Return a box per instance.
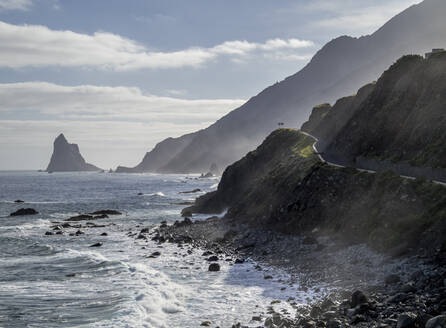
[0,0,422,170]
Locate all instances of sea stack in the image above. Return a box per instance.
[46,134,101,172]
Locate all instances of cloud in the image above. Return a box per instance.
[279,0,422,36]
[0,20,315,70]
[0,0,32,11]
[0,81,247,169]
[0,82,245,123]
[0,119,210,169]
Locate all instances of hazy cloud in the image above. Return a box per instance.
[0,82,245,123]
[0,0,32,11]
[0,81,246,169]
[0,20,315,70]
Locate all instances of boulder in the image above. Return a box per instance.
[351,290,368,308]
[207,256,219,262]
[10,208,38,216]
[426,315,446,328]
[208,263,220,272]
[397,313,416,328]
[385,274,401,285]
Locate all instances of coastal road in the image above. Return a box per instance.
[299,130,446,187]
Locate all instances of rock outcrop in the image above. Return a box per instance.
[117,0,446,174]
[46,134,101,172]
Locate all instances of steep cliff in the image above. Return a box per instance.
[46,134,101,172]
[186,129,446,254]
[303,54,446,176]
[119,0,446,173]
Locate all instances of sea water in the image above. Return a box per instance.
[0,171,314,328]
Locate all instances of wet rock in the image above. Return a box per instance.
[65,273,76,277]
[100,232,108,236]
[55,231,63,235]
[179,189,201,194]
[207,255,219,262]
[14,199,24,203]
[75,230,84,236]
[45,231,54,236]
[385,274,401,285]
[149,251,161,258]
[264,275,273,280]
[93,214,109,219]
[200,321,211,327]
[89,242,103,247]
[310,306,322,318]
[302,236,318,245]
[202,251,213,256]
[137,192,143,196]
[182,210,193,217]
[426,315,446,328]
[89,210,121,215]
[10,208,39,216]
[351,290,368,308]
[208,263,220,272]
[66,214,94,221]
[137,234,147,240]
[252,316,262,321]
[397,313,416,328]
[326,319,341,328]
[234,258,245,264]
[265,313,294,328]
[140,227,150,234]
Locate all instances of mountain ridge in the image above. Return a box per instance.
[117,0,446,174]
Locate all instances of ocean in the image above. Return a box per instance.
[0,171,310,328]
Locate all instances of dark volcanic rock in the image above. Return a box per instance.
[351,290,368,308]
[89,210,121,215]
[179,189,201,194]
[10,208,38,216]
[208,263,220,272]
[66,214,94,221]
[46,133,101,172]
[426,315,446,328]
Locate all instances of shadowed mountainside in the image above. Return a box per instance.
[303,53,446,176]
[117,0,446,174]
[185,53,446,254]
[46,134,101,172]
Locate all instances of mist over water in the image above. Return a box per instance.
[0,172,317,327]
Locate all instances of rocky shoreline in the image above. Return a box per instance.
[36,206,446,327]
[145,216,446,328]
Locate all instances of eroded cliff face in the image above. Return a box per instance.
[46,134,101,172]
[185,129,446,254]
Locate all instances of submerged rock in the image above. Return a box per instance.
[10,208,38,216]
